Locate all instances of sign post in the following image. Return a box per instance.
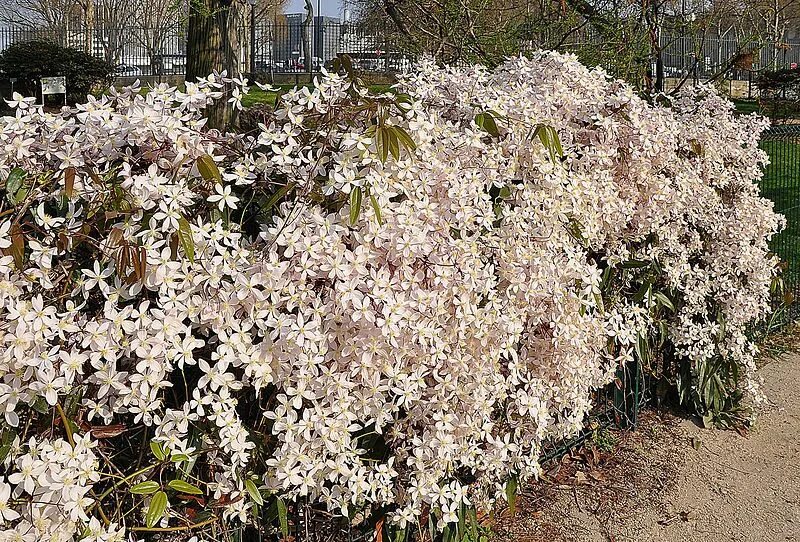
[40,76,67,106]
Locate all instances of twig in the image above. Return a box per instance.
[129,515,219,532]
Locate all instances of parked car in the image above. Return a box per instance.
[358,58,381,71]
[115,64,142,77]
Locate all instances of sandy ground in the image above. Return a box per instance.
[495,353,800,542]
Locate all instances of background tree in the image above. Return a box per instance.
[186,0,243,127]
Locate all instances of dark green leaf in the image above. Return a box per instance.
[653,291,675,311]
[376,126,389,163]
[5,168,25,203]
[350,186,363,226]
[177,216,195,263]
[386,128,400,160]
[620,259,651,269]
[370,193,383,225]
[264,183,296,212]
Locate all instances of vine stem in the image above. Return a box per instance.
[55,403,75,447]
[129,515,219,532]
[90,463,159,509]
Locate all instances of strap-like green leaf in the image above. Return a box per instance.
[177,216,195,263]
[130,481,160,495]
[167,479,203,495]
[350,186,363,226]
[505,477,518,517]
[145,491,168,528]
[245,479,263,506]
[277,497,289,538]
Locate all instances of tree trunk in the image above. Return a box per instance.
[303,0,313,76]
[186,0,242,129]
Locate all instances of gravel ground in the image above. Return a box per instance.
[494,352,800,542]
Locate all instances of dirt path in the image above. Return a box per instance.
[496,353,800,542]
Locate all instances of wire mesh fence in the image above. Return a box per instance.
[760,125,800,319]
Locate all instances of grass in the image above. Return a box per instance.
[241,83,395,108]
[759,139,800,293]
[733,99,760,115]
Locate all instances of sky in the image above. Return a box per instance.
[284,0,345,18]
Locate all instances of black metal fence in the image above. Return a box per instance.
[3,21,800,80]
[0,21,408,78]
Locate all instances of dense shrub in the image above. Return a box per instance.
[0,53,781,541]
[755,66,800,121]
[0,40,115,104]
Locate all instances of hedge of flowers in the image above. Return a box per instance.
[0,52,782,541]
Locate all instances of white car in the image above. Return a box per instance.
[115,64,142,77]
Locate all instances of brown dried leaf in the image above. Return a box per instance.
[90,424,126,439]
[9,224,24,269]
[587,470,606,482]
[64,167,75,198]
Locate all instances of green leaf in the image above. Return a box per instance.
[150,441,166,461]
[620,259,651,269]
[245,479,263,506]
[146,490,168,528]
[5,167,25,203]
[264,183,296,212]
[393,126,417,152]
[653,291,675,311]
[535,125,563,163]
[30,396,48,414]
[0,430,16,464]
[370,193,383,225]
[167,479,203,495]
[376,126,389,163]
[634,332,649,364]
[469,507,479,540]
[350,186,363,226]
[171,453,190,463]
[197,154,221,183]
[277,497,289,538]
[130,481,161,495]
[505,477,518,517]
[475,112,499,137]
[177,216,195,263]
[386,127,400,160]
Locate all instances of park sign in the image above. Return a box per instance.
[41,76,67,105]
